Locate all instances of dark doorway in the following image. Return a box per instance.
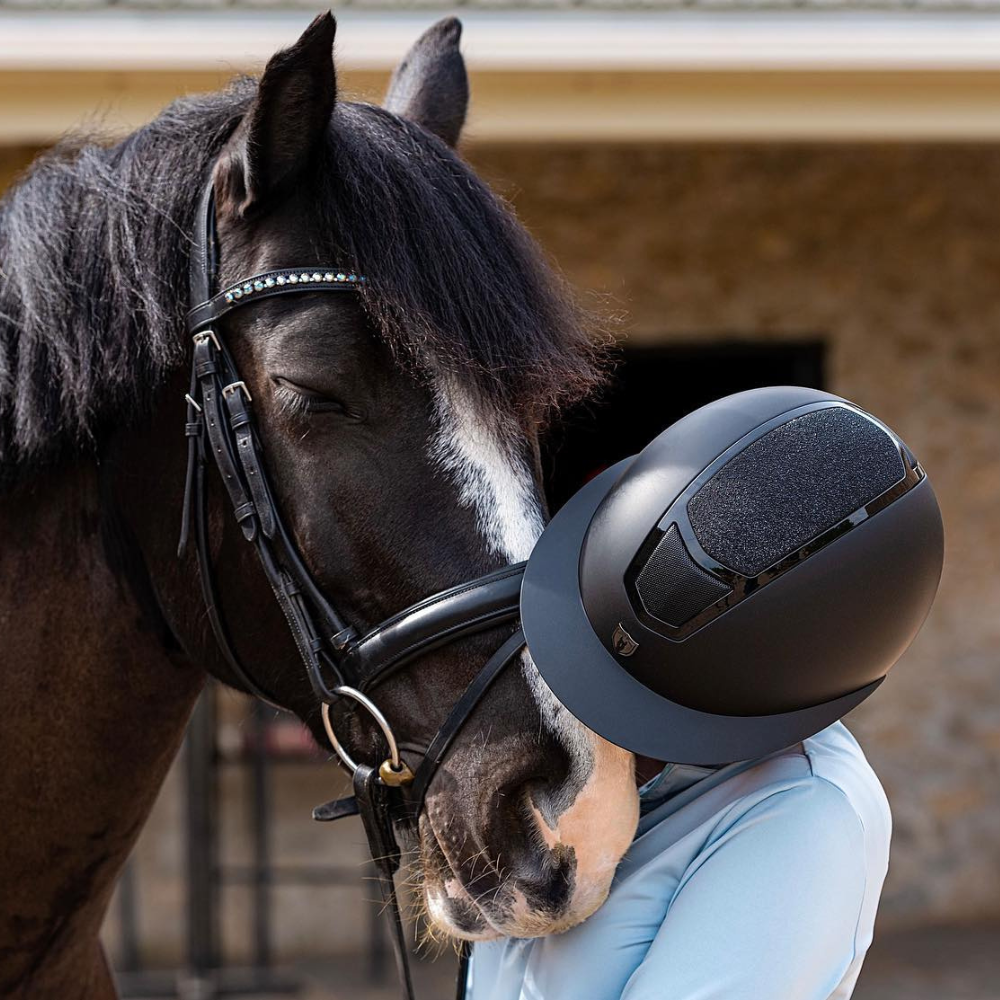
[544,340,825,512]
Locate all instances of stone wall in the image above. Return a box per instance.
[3,140,999,959]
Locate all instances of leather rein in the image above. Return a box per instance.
[180,182,528,1000]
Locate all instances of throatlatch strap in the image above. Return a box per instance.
[177,365,202,559]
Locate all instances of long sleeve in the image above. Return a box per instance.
[621,779,871,1000]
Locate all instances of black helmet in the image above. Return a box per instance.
[522,386,943,765]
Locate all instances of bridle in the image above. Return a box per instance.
[181,182,529,1000]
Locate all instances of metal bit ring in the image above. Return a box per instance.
[322,686,413,785]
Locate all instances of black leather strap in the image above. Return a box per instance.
[189,181,217,308]
[406,629,526,820]
[312,793,361,823]
[456,943,471,1000]
[226,386,276,539]
[344,565,525,691]
[177,363,203,560]
[353,764,416,1000]
[197,338,258,542]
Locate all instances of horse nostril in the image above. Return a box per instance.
[493,763,575,857]
[493,753,570,839]
[521,749,575,831]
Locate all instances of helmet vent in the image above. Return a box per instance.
[635,524,732,628]
[687,406,906,578]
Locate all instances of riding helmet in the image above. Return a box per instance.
[521,386,944,765]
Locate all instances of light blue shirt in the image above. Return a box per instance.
[468,723,891,1000]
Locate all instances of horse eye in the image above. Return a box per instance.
[272,377,353,417]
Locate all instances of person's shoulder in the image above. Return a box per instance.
[801,722,892,845]
[720,723,891,857]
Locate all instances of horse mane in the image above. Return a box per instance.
[0,81,250,481]
[0,78,606,484]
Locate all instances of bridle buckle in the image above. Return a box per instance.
[222,380,253,403]
[192,328,221,350]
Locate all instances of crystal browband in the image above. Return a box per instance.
[222,268,366,304]
[185,266,367,330]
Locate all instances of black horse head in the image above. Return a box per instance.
[0,13,639,945]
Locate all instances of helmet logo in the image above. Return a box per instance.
[612,623,639,657]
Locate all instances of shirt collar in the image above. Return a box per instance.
[638,762,721,812]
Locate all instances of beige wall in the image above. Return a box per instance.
[9,68,1000,145]
[4,138,997,959]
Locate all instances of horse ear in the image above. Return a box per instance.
[384,18,468,148]
[215,12,337,218]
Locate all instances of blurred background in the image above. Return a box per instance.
[2,1,999,997]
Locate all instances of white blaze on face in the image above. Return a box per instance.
[430,377,639,930]
[429,376,543,562]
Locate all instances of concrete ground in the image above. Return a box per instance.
[216,921,1000,1000]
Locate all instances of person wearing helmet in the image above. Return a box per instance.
[467,387,944,1000]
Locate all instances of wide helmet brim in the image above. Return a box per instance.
[520,461,879,766]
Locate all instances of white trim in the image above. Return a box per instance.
[5,10,1000,72]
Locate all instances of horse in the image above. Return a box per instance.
[0,13,640,998]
